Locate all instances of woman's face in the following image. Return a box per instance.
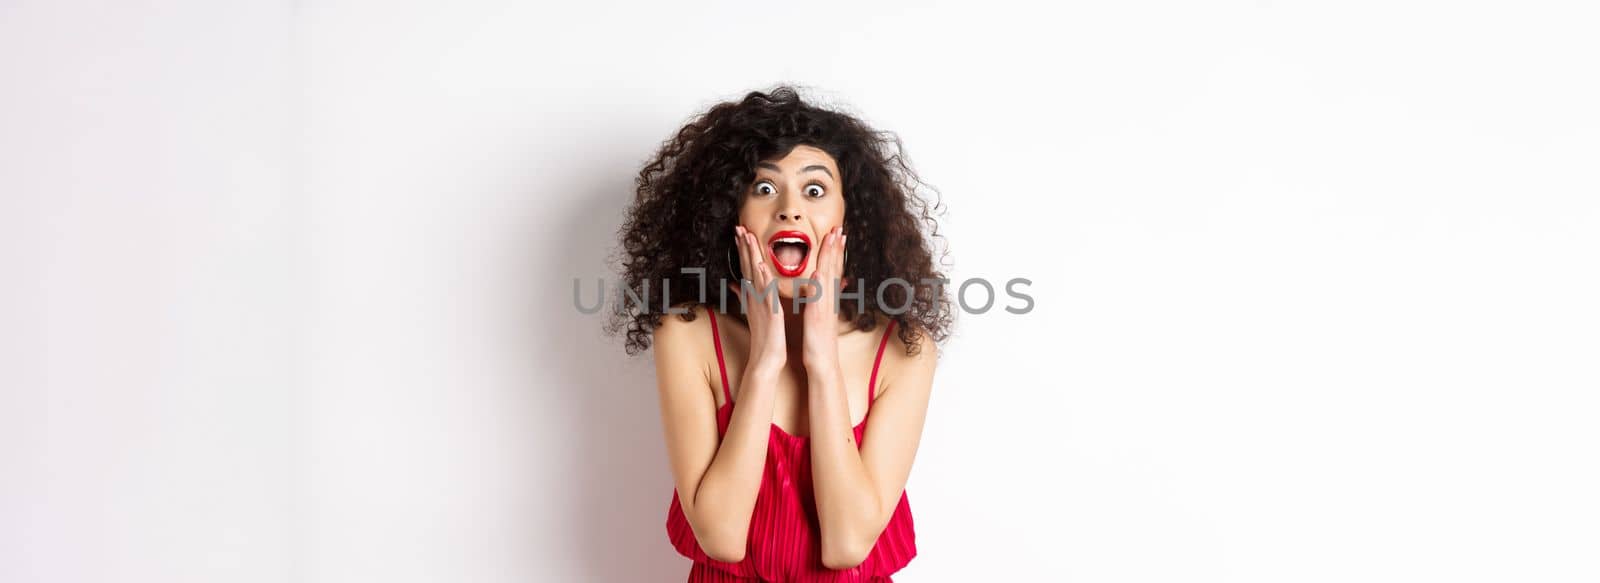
[737,144,846,299]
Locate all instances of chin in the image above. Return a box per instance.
[771,270,823,301]
[771,276,803,300]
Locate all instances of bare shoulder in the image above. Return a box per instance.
[653,305,713,350]
[651,305,716,392]
[877,316,939,394]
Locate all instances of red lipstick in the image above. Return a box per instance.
[766,230,812,278]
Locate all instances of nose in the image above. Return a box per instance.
[776,197,803,223]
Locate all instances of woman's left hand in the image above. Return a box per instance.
[802,225,846,371]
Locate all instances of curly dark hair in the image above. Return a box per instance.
[607,86,952,356]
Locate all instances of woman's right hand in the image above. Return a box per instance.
[731,225,786,376]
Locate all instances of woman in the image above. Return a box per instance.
[611,86,952,582]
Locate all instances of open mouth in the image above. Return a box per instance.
[766,230,812,278]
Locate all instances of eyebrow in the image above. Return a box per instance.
[802,165,835,178]
[756,162,836,179]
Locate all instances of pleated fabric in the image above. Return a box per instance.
[666,316,916,583]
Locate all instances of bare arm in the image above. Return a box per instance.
[801,227,938,569]
[654,310,780,562]
[655,226,790,562]
[806,333,936,569]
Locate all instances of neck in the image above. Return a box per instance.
[774,297,855,354]
[778,297,806,353]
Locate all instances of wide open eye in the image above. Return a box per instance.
[754,181,776,195]
[804,184,825,198]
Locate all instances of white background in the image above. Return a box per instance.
[4,1,1598,582]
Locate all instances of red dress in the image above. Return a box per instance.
[665,314,917,582]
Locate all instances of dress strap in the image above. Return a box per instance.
[867,319,896,411]
[706,309,732,406]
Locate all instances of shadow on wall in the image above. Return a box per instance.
[527,144,689,580]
